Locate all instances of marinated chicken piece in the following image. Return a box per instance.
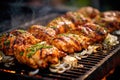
[0,30,40,55]
[64,12,91,26]
[101,11,120,20]
[95,11,120,32]
[11,29,41,44]
[28,25,56,44]
[77,6,100,19]
[14,41,66,69]
[95,18,120,33]
[47,16,75,34]
[71,23,107,42]
[52,33,91,54]
[0,33,16,55]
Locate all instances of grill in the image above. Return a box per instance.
[0,43,120,80]
[0,7,120,80]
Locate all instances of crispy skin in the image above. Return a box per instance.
[64,12,91,26]
[47,17,75,34]
[77,6,100,19]
[70,23,107,42]
[52,33,90,54]
[94,11,120,32]
[101,11,120,20]
[28,25,56,44]
[0,33,16,55]
[0,30,40,55]
[14,42,66,68]
[11,29,41,45]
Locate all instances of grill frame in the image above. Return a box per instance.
[0,14,120,80]
[80,45,120,80]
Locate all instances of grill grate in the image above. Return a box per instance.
[0,45,120,80]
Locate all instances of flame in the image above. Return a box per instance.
[0,69,16,74]
[20,72,24,75]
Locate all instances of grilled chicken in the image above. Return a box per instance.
[14,41,66,68]
[52,33,90,54]
[70,23,107,42]
[0,30,40,55]
[101,11,120,20]
[0,33,16,55]
[28,25,56,44]
[47,13,91,35]
[77,6,100,19]
[64,11,91,26]
[94,11,120,32]
[47,16,75,34]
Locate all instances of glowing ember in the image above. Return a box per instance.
[0,69,16,73]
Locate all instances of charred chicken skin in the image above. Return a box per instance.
[77,6,100,19]
[94,11,120,33]
[63,11,91,26]
[71,23,107,43]
[0,33,16,55]
[52,33,90,54]
[47,16,75,34]
[0,30,40,55]
[28,25,56,44]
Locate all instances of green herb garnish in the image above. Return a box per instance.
[72,34,79,40]
[27,42,52,58]
[20,51,24,56]
[4,40,10,46]
[50,26,57,29]
[58,33,65,37]
[96,26,100,32]
[17,30,26,33]
[99,23,106,27]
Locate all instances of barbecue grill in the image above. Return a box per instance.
[0,39,120,80]
[0,4,120,80]
[0,14,120,80]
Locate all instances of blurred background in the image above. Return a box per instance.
[0,0,120,32]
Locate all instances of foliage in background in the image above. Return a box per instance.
[66,0,91,8]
